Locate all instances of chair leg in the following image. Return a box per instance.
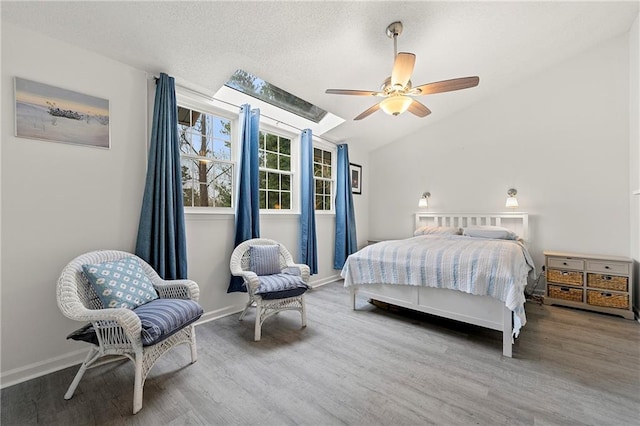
[189,325,198,363]
[239,299,253,321]
[300,296,307,328]
[254,309,262,341]
[64,347,99,400]
[132,353,143,415]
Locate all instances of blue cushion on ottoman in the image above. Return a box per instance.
[256,273,309,300]
[133,298,203,346]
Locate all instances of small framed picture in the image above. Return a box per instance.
[14,77,110,148]
[350,163,362,195]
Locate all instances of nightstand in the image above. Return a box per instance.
[543,251,634,320]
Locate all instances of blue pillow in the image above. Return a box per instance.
[256,273,309,300]
[249,245,281,276]
[82,257,159,310]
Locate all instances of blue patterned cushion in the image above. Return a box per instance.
[133,298,203,346]
[256,273,309,300]
[249,245,281,276]
[82,257,159,309]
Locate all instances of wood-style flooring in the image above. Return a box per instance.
[2,281,639,425]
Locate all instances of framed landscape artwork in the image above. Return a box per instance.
[14,77,110,148]
[350,163,362,195]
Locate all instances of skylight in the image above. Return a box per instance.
[224,70,328,123]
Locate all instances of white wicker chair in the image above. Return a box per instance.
[230,238,310,341]
[56,250,200,414]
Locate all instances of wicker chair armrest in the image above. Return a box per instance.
[75,307,142,344]
[287,263,311,283]
[153,279,200,301]
[232,270,260,293]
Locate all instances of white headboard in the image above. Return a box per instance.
[415,212,529,241]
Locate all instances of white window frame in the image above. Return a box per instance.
[257,123,299,214]
[176,89,238,215]
[312,140,336,214]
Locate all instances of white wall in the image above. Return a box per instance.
[1,23,149,382]
[629,13,639,311]
[0,23,370,386]
[369,34,631,276]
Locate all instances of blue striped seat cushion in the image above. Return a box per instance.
[256,273,309,300]
[249,245,281,276]
[66,298,203,347]
[133,298,203,346]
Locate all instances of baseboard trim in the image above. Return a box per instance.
[1,303,245,389]
[308,274,341,288]
[1,348,87,390]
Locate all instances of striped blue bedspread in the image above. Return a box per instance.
[341,234,535,336]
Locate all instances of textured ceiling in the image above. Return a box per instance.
[2,1,638,151]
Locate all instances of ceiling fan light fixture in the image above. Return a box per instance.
[380,95,412,116]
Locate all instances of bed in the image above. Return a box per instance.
[341,212,534,357]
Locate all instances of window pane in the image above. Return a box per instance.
[314,148,322,163]
[279,154,290,171]
[210,163,232,207]
[177,106,191,127]
[314,163,321,177]
[267,172,279,190]
[259,190,267,209]
[315,180,322,195]
[259,170,266,188]
[280,138,291,155]
[322,165,331,178]
[281,192,291,209]
[259,132,266,150]
[266,133,278,152]
[268,191,280,209]
[315,195,322,210]
[324,151,332,165]
[281,174,290,191]
[324,180,332,193]
[266,152,278,169]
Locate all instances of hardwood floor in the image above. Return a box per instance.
[2,281,639,425]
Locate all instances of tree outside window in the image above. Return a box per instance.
[178,106,233,208]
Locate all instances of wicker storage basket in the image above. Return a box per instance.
[587,273,628,292]
[548,284,583,303]
[547,269,583,286]
[587,290,629,309]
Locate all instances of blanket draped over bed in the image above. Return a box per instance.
[341,234,535,337]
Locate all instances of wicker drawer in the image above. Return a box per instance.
[547,269,583,286]
[586,260,629,275]
[547,257,584,270]
[587,273,628,292]
[586,290,629,310]
[548,284,583,303]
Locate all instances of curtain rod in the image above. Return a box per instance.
[153,76,341,147]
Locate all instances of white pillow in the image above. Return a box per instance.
[462,226,520,240]
[414,226,461,236]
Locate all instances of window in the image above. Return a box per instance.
[258,131,292,210]
[314,147,333,211]
[178,106,233,208]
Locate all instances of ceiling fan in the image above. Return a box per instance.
[325,21,479,120]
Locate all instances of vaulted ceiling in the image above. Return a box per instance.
[2,1,638,151]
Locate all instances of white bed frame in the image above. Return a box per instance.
[350,212,529,357]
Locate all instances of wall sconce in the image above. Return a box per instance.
[418,192,431,208]
[505,188,519,208]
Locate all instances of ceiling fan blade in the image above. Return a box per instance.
[391,52,416,89]
[325,89,380,96]
[413,76,480,95]
[354,103,381,120]
[407,99,432,117]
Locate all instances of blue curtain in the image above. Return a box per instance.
[300,129,318,274]
[135,73,187,280]
[334,144,357,269]
[228,104,261,293]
